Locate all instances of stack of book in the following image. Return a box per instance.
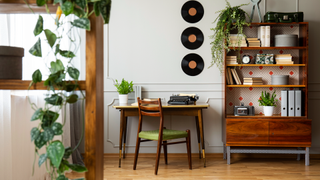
[228,34,247,47]
[226,56,238,64]
[226,67,241,85]
[247,38,260,47]
[243,77,263,85]
[275,54,294,64]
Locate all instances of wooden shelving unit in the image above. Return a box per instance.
[0,2,103,179]
[224,22,311,165]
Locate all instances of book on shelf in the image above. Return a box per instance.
[231,68,241,85]
[247,37,258,41]
[227,68,234,85]
[225,68,231,84]
[243,77,262,80]
[243,82,264,85]
[228,34,247,47]
[275,54,293,64]
[276,60,294,64]
[258,26,270,47]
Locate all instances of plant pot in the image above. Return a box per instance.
[263,106,274,116]
[0,46,24,79]
[119,94,128,104]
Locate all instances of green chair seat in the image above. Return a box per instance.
[139,129,188,141]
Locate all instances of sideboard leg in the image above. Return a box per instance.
[227,146,231,165]
[305,147,310,166]
[223,145,227,160]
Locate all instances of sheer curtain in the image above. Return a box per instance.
[0,13,85,179]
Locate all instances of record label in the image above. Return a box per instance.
[181,53,204,76]
[181,1,204,23]
[181,27,204,50]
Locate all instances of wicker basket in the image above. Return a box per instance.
[0,46,24,79]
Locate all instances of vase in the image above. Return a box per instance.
[263,106,274,116]
[119,94,128,104]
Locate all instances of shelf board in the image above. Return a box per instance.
[249,22,308,26]
[0,80,86,90]
[226,114,308,119]
[227,85,305,88]
[229,47,307,50]
[227,64,305,67]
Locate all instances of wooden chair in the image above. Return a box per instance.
[133,97,192,175]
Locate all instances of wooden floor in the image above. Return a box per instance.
[66,154,320,180]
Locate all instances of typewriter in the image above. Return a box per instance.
[167,94,199,105]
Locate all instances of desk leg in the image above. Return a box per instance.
[119,110,125,168]
[195,117,201,159]
[123,117,128,159]
[198,109,206,167]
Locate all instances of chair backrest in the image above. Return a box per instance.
[137,97,163,118]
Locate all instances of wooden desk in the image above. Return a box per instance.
[113,103,209,168]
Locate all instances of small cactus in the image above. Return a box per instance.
[258,91,277,106]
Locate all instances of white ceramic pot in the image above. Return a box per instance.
[263,106,274,116]
[119,94,128,104]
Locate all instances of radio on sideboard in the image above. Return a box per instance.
[234,102,255,116]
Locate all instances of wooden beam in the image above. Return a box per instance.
[85,7,104,180]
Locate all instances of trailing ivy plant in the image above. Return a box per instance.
[209,0,250,72]
[27,0,111,179]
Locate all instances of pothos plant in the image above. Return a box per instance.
[27,0,111,179]
[209,0,250,72]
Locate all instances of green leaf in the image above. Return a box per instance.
[53,0,61,5]
[66,94,78,103]
[58,160,70,174]
[32,69,42,83]
[29,38,42,57]
[38,153,47,167]
[59,50,75,58]
[63,147,73,159]
[41,110,59,129]
[36,0,46,6]
[100,0,111,24]
[34,15,43,36]
[55,44,60,55]
[56,174,68,180]
[53,62,64,73]
[47,141,65,168]
[43,127,55,141]
[61,1,74,16]
[65,163,88,173]
[75,0,85,9]
[35,133,47,149]
[65,84,77,92]
[52,122,63,135]
[73,7,85,18]
[31,108,43,121]
[67,67,80,80]
[71,18,90,31]
[45,94,63,106]
[31,127,40,142]
[94,1,101,16]
[44,29,57,48]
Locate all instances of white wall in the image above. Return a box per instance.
[104,0,320,154]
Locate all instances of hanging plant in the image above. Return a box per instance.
[209,0,250,72]
[26,0,112,179]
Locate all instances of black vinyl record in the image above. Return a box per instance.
[181,27,204,50]
[181,53,204,76]
[181,1,204,23]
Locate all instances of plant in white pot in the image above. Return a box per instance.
[114,78,134,104]
[258,91,278,116]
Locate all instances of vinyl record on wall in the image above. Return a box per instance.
[181,0,204,23]
[181,53,204,76]
[181,27,204,50]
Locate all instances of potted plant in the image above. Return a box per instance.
[114,78,134,104]
[26,0,112,179]
[209,0,250,72]
[258,91,278,116]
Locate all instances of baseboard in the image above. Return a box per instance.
[101,153,320,159]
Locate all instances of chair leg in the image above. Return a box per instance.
[133,137,141,170]
[163,140,168,165]
[186,129,192,170]
[155,138,162,175]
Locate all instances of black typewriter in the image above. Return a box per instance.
[167,94,199,105]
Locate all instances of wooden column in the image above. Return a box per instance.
[85,10,104,180]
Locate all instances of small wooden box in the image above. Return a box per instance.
[0,46,24,79]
